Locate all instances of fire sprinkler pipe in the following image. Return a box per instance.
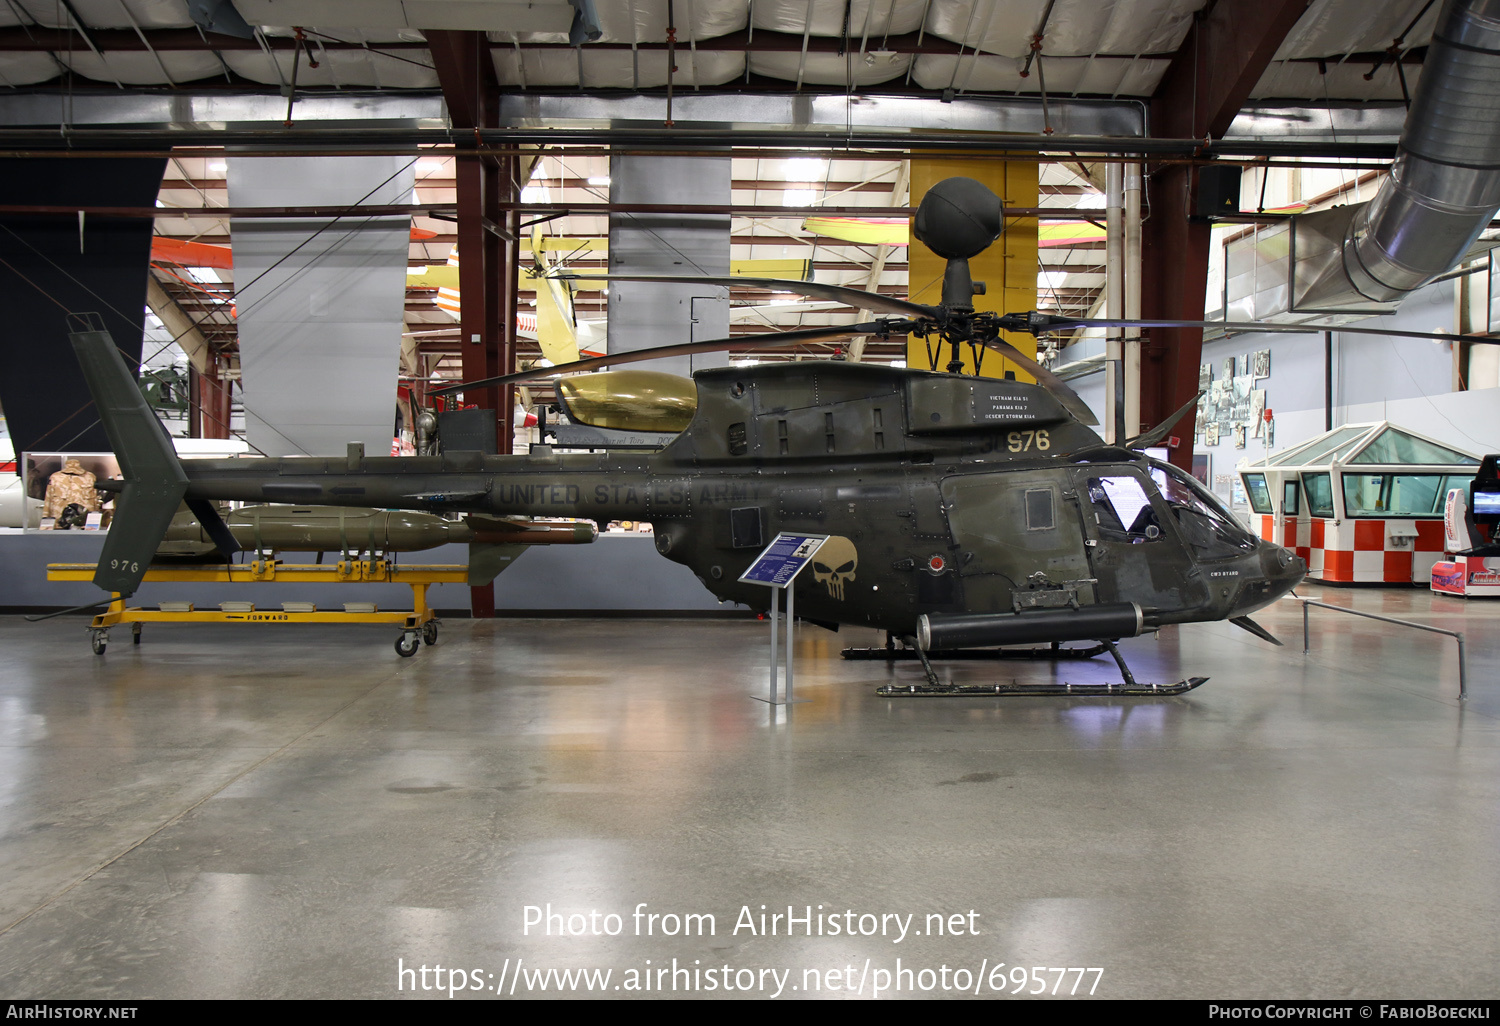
[1124,160,1143,441]
[1105,162,1124,445]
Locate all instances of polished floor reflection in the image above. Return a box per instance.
[0,583,1496,999]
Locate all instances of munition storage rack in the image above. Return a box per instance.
[47,559,470,656]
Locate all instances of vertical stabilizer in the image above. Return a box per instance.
[70,329,189,597]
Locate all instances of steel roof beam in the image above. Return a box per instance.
[1140,0,1310,473]
[429,28,515,616]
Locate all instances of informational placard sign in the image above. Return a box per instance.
[739,533,828,707]
[739,533,828,588]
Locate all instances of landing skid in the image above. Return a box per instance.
[875,677,1209,697]
[874,638,1208,697]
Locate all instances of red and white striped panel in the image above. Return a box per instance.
[1312,517,1447,584]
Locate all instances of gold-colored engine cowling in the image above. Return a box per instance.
[555,370,698,433]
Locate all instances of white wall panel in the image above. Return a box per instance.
[608,155,731,378]
[230,156,415,457]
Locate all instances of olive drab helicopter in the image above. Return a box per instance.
[76,174,1482,695]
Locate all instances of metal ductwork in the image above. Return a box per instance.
[1311,0,1500,305]
[1232,0,1500,319]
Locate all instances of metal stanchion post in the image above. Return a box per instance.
[1457,635,1468,701]
[785,583,795,704]
[768,586,779,705]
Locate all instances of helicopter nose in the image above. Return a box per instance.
[1258,542,1307,605]
[1275,545,1307,586]
[1227,542,1306,618]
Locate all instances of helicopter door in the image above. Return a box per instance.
[940,472,1096,615]
[1073,467,1194,608]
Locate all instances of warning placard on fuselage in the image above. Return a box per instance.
[906,377,1067,432]
[739,532,829,589]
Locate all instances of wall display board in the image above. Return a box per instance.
[1197,348,1273,449]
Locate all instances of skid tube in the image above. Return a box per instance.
[874,637,1208,697]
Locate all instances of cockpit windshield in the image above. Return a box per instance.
[1147,459,1260,558]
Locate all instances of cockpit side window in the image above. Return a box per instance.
[1148,460,1259,559]
[1086,474,1163,543]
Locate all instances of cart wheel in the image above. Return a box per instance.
[395,632,420,657]
[131,623,142,645]
[421,621,439,646]
[90,630,107,655]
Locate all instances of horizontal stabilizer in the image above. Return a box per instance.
[185,498,241,557]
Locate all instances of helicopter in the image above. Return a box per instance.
[67,176,1359,695]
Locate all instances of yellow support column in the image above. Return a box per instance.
[907,157,1038,379]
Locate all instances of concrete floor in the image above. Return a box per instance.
[0,583,1495,1000]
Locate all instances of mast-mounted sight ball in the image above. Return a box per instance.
[913,177,1005,259]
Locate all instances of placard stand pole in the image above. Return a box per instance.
[766,586,779,705]
[785,582,796,703]
[755,584,804,705]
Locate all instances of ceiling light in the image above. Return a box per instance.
[587,175,611,186]
[784,157,825,181]
[208,160,227,173]
[416,159,446,174]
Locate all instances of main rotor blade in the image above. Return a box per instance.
[559,273,938,320]
[978,337,1100,427]
[430,322,892,394]
[1048,316,1484,346]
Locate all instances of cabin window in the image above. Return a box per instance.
[1341,473,1471,518]
[1283,480,1300,516]
[1243,473,1273,514]
[1086,475,1162,542]
[1024,488,1055,531]
[1303,473,1334,517]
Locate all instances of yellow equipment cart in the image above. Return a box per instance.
[47,558,470,657]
